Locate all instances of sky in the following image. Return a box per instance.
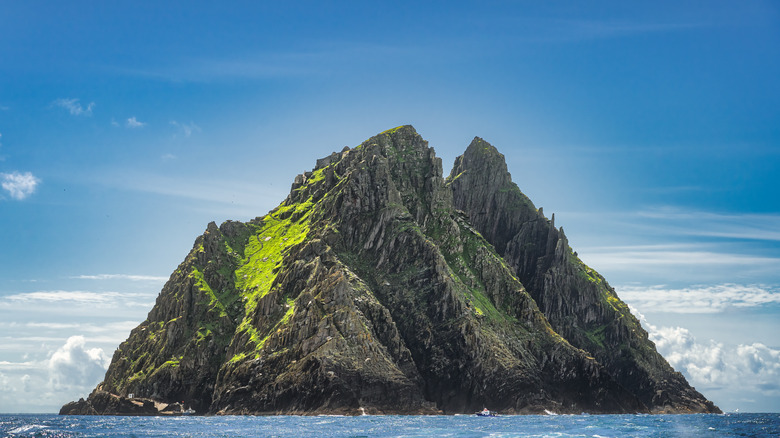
[0,0,778,413]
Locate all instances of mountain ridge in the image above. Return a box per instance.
[60,125,719,416]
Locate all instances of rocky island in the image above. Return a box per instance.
[60,126,720,416]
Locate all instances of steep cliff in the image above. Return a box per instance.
[61,126,717,416]
[447,137,720,414]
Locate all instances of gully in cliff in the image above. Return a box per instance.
[60,125,720,416]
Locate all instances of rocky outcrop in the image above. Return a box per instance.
[61,125,718,416]
[58,387,189,416]
[448,137,720,414]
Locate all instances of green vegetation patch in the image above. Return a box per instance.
[235,203,312,315]
[439,221,520,324]
[380,125,407,135]
[190,267,231,318]
[228,162,338,360]
[234,295,298,358]
[585,324,608,349]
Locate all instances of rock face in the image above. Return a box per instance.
[448,137,720,414]
[62,126,719,415]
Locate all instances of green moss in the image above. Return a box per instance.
[307,166,327,185]
[585,324,608,349]
[160,357,181,368]
[195,321,221,344]
[227,352,247,364]
[280,297,295,325]
[380,125,407,135]
[446,170,466,185]
[128,370,147,384]
[189,267,236,319]
[234,296,298,358]
[235,208,311,315]
[221,159,341,362]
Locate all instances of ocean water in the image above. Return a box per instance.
[1,413,778,438]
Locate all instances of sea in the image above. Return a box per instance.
[1,413,778,438]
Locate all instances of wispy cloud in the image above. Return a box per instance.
[72,274,168,282]
[1,171,40,200]
[618,283,780,314]
[632,306,780,396]
[636,207,780,242]
[1,290,154,308]
[567,206,780,285]
[581,244,780,268]
[567,207,780,244]
[112,42,424,82]
[14,320,138,334]
[0,360,40,371]
[170,120,201,137]
[554,19,706,40]
[52,98,94,116]
[126,117,146,128]
[465,16,712,47]
[94,169,285,218]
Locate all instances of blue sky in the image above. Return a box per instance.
[1,1,778,413]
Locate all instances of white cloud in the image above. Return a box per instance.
[631,306,780,396]
[0,336,114,412]
[0,372,10,392]
[636,207,780,242]
[52,98,94,116]
[17,321,138,334]
[73,273,168,282]
[48,336,110,390]
[0,360,41,370]
[576,241,780,285]
[617,284,780,314]
[170,120,201,137]
[582,244,779,267]
[6,290,118,305]
[2,290,154,308]
[126,117,146,128]
[1,171,41,200]
[22,374,32,392]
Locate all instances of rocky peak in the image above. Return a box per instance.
[453,136,512,187]
[61,126,717,416]
[448,137,543,255]
[449,137,720,414]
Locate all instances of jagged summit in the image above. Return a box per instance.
[60,126,719,416]
[449,136,719,414]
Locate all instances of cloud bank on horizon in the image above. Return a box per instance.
[631,306,780,406]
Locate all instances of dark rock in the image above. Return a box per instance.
[60,125,717,416]
[448,136,720,414]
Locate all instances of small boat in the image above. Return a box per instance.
[476,408,498,417]
[182,407,196,415]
